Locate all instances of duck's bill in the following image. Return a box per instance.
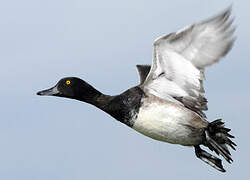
[37,86,59,96]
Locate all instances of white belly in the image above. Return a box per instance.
[132,101,204,146]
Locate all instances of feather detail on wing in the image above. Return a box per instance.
[142,7,235,117]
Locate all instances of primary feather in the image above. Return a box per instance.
[142,7,235,117]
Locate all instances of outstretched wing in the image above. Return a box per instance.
[142,7,235,117]
[136,65,151,85]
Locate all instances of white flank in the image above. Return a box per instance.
[133,101,203,146]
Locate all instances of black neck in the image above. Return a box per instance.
[72,84,115,112]
[73,84,144,127]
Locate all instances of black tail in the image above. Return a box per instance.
[206,119,236,162]
[195,119,236,172]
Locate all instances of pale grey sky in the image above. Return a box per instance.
[0,0,249,179]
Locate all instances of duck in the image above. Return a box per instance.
[37,7,236,172]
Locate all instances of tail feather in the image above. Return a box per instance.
[205,131,233,163]
[205,119,236,163]
[195,119,236,172]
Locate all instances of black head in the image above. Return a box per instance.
[37,77,101,102]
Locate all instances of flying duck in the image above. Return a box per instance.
[37,7,236,172]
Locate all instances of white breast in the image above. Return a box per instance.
[132,100,204,146]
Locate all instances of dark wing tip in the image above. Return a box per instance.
[136,65,151,85]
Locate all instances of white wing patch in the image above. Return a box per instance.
[142,7,235,115]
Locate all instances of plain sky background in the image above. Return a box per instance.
[0,0,249,179]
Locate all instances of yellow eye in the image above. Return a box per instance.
[66,80,71,85]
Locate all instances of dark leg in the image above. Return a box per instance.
[194,145,226,172]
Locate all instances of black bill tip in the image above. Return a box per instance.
[37,86,59,96]
[37,91,43,95]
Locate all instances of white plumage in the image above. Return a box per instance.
[142,7,235,114]
[133,7,235,152]
[133,95,207,146]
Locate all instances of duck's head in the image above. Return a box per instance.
[37,77,101,102]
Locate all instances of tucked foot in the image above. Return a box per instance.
[194,145,226,172]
